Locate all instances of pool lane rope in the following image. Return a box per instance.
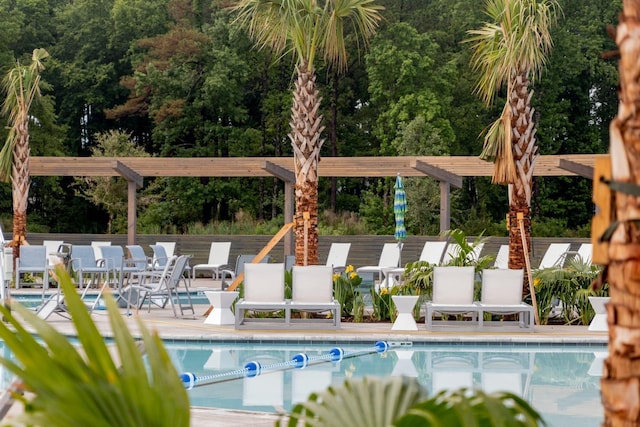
[181,340,391,390]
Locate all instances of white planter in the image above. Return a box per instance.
[588,296,610,332]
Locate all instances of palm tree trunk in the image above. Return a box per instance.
[290,63,324,266]
[601,2,640,424]
[10,126,30,263]
[507,71,538,297]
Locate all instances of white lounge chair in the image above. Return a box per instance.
[235,263,287,329]
[356,242,401,283]
[537,243,571,269]
[418,241,448,265]
[90,241,111,262]
[441,242,485,265]
[191,242,231,280]
[571,243,593,265]
[155,241,176,257]
[289,265,341,329]
[476,268,534,331]
[493,244,509,269]
[42,240,64,269]
[425,266,478,330]
[325,243,351,272]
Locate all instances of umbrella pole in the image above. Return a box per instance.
[518,212,539,326]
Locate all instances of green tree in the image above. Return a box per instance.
[0,48,49,261]
[74,130,150,233]
[231,0,383,265]
[467,0,560,281]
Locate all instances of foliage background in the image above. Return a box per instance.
[0,0,620,237]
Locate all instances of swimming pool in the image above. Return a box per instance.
[167,341,606,427]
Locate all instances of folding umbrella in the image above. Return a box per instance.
[394,174,407,266]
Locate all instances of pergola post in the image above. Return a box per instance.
[263,161,296,257]
[412,160,462,234]
[440,181,451,232]
[113,161,143,245]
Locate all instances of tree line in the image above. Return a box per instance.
[0,0,621,237]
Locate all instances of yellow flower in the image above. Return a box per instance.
[345,265,354,273]
[349,272,358,280]
[380,287,388,295]
[534,278,541,288]
[333,273,341,281]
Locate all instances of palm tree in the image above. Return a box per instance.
[0,48,49,264]
[231,0,383,265]
[600,1,640,424]
[466,0,559,285]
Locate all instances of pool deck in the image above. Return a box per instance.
[7,278,609,427]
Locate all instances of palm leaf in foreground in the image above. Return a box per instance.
[0,265,189,427]
[280,376,546,427]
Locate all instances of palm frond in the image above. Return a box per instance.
[0,265,189,427]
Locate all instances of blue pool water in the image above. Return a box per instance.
[168,341,606,427]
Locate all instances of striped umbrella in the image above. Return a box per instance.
[394,174,407,242]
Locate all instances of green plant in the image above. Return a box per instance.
[332,265,362,318]
[403,260,435,298]
[279,376,546,427]
[532,258,605,325]
[442,229,494,272]
[0,265,190,426]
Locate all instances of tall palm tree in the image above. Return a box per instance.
[466,0,559,284]
[601,1,640,424]
[231,0,383,265]
[0,48,49,263]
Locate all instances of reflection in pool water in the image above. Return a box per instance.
[167,342,606,427]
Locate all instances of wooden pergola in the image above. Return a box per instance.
[30,154,600,249]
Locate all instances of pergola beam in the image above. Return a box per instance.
[411,159,463,188]
[558,158,594,179]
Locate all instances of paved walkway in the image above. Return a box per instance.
[6,278,609,426]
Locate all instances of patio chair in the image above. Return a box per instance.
[42,240,65,268]
[90,241,111,261]
[537,243,571,269]
[191,242,232,280]
[417,241,448,265]
[70,245,109,290]
[99,245,148,293]
[15,245,49,291]
[289,265,341,329]
[476,268,533,331]
[126,245,153,271]
[235,263,287,329]
[425,266,478,330]
[493,244,509,269]
[324,243,351,272]
[219,254,271,290]
[356,242,401,284]
[127,255,180,316]
[155,241,176,257]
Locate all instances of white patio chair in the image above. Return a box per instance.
[235,263,287,329]
[155,241,176,257]
[219,254,271,290]
[356,242,401,283]
[325,243,351,272]
[425,266,478,330]
[477,268,533,331]
[417,241,448,265]
[191,242,231,280]
[289,265,341,328]
[537,243,571,269]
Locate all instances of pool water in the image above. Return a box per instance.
[168,341,606,427]
[11,290,208,309]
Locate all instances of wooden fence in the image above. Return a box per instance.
[14,233,591,274]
